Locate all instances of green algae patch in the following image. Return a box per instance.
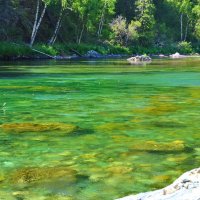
[96,122,133,132]
[0,85,71,93]
[134,95,181,116]
[189,87,200,99]
[0,122,78,134]
[11,166,77,184]
[0,172,5,183]
[106,164,133,175]
[131,140,186,152]
[135,102,180,116]
[12,191,74,200]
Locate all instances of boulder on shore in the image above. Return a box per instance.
[127,55,151,64]
[169,52,186,59]
[86,50,101,58]
[117,167,200,200]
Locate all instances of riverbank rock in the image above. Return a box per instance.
[117,167,200,200]
[86,50,101,58]
[169,52,186,59]
[0,122,78,134]
[127,55,151,64]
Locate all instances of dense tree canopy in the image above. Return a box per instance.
[0,0,199,47]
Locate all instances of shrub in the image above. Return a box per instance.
[0,42,32,58]
[33,44,58,56]
[177,41,193,54]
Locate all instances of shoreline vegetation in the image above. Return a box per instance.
[1,1,200,62]
[0,42,199,61]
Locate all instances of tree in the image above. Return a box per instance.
[48,0,73,45]
[110,15,141,46]
[135,0,155,45]
[97,0,116,38]
[115,0,136,22]
[30,0,50,47]
[0,0,18,40]
[166,0,193,41]
[193,0,200,40]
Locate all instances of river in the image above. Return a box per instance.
[0,58,200,199]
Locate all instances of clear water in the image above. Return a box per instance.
[0,58,200,200]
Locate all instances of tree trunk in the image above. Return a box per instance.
[30,1,47,47]
[78,23,85,44]
[180,13,183,41]
[48,10,63,45]
[97,1,107,37]
[30,0,40,46]
[52,22,62,44]
[184,15,189,41]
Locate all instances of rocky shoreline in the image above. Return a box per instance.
[117,167,200,200]
[1,49,199,61]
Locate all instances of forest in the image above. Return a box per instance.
[0,0,200,57]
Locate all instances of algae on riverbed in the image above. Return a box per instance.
[0,58,200,200]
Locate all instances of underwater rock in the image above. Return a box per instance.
[106,162,133,175]
[134,95,180,116]
[0,122,78,134]
[12,191,73,200]
[107,166,133,175]
[131,140,186,152]
[11,166,77,184]
[127,55,151,64]
[135,103,180,116]
[117,167,200,200]
[0,172,5,182]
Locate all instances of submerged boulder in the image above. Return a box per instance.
[11,166,77,184]
[131,140,186,152]
[127,55,151,64]
[0,122,78,134]
[117,167,200,200]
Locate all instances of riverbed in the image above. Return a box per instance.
[0,58,200,199]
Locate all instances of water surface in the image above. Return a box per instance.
[0,58,200,200]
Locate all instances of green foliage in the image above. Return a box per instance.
[0,42,32,58]
[129,45,178,55]
[193,2,200,39]
[53,43,130,55]
[34,44,58,56]
[0,0,200,58]
[110,16,140,46]
[177,41,193,54]
[135,0,155,44]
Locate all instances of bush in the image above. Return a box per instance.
[33,44,58,56]
[177,41,193,54]
[0,42,32,58]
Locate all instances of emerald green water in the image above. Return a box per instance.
[0,58,200,200]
